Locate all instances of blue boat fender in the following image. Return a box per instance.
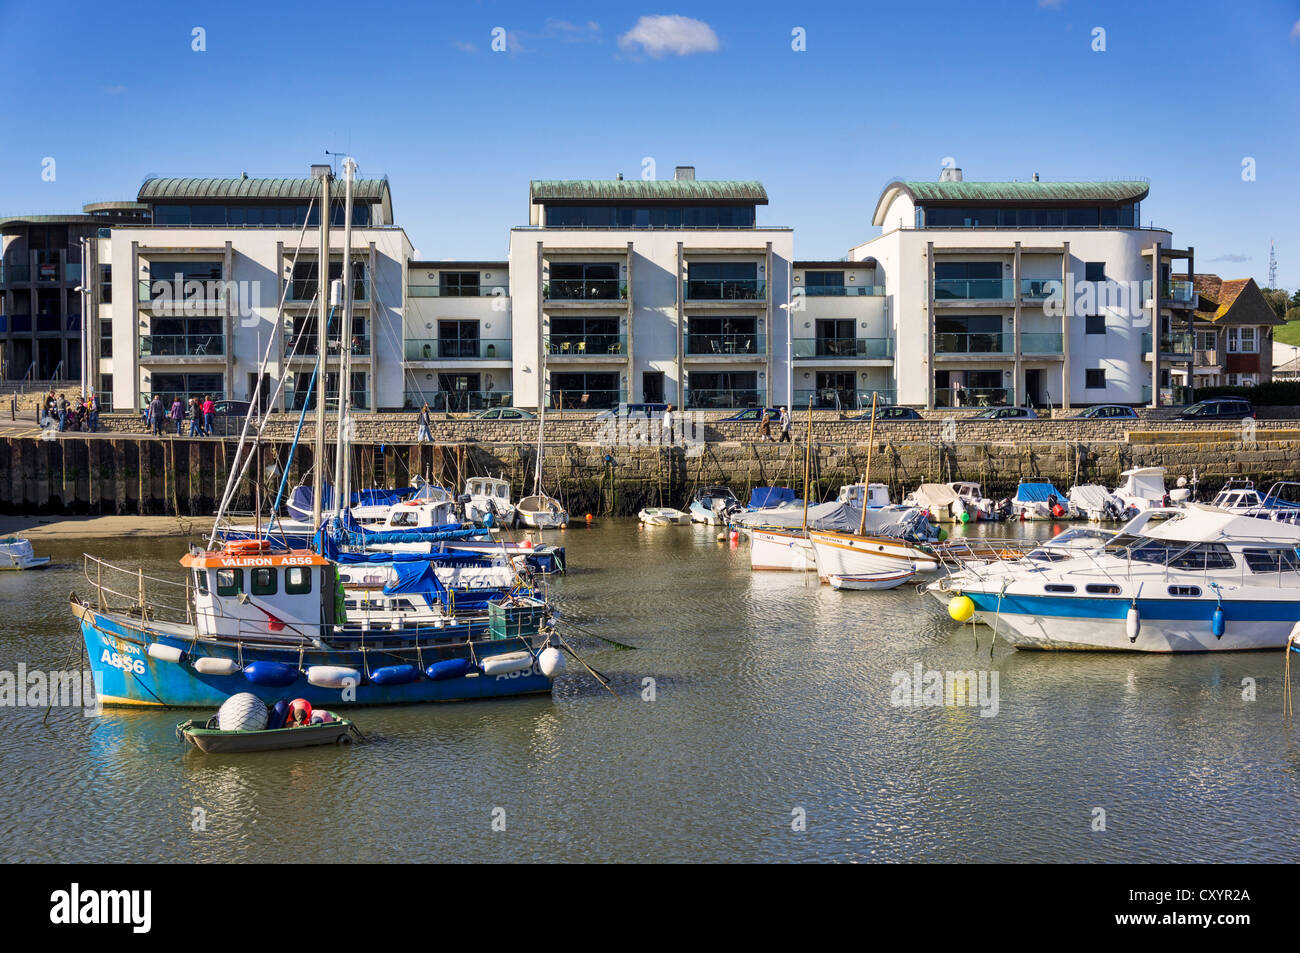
[243,661,301,688]
[1212,606,1226,639]
[267,699,290,730]
[425,658,475,681]
[369,663,421,686]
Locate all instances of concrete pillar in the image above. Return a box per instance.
[925,241,935,410]
[1149,241,1162,408]
[1013,242,1022,407]
[1061,241,1071,411]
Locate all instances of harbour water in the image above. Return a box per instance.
[2,520,1298,863]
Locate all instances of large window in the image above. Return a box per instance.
[550,372,620,409]
[545,205,755,228]
[147,373,223,407]
[935,315,1002,353]
[548,262,620,300]
[438,320,481,358]
[921,204,1137,228]
[687,371,761,409]
[804,271,844,295]
[439,272,480,296]
[1227,327,1258,353]
[686,261,761,300]
[151,203,371,227]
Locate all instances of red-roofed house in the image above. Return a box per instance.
[1186,275,1284,390]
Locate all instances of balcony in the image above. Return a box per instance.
[35,313,64,333]
[1019,332,1064,353]
[936,387,1015,408]
[685,388,767,409]
[685,278,766,302]
[0,264,30,283]
[404,338,512,361]
[7,314,31,333]
[801,285,884,297]
[1141,331,1194,357]
[549,388,626,411]
[139,334,226,358]
[408,284,509,298]
[685,332,765,356]
[138,279,225,310]
[1020,278,1062,300]
[286,333,371,357]
[544,279,623,302]
[286,279,370,303]
[404,389,513,412]
[932,278,1014,300]
[546,334,626,358]
[793,337,893,360]
[1194,348,1220,367]
[935,331,1006,354]
[794,388,897,410]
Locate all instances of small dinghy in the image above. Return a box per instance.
[177,712,358,753]
[638,507,690,525]
[0,535,51,571]
[827,567,916,591]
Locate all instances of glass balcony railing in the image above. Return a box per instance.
[793,388,898,410]
[65,264,82,283]
[404,390,513,412]
[1142,279,1196,304]
[935,387,1015,408]
[1141,331,1194,356]
[546,334,626,357]
[139,334,226,358]
[286,333,371,356]
[404,339,512,360]
[0,264,31,283]
[801,285,884,297]
[685,388,767,410]
[792,337,893,359]
[8,314,31,332]
[1019,332,1064,353]
[685,332,765,356]
[1020,278,1062,299]
[287,390,371,412]
[932,278,1014,300]
[544,279,623,301]
[684,278,766,301]
[935,331,1006,354]
[548,388,627,411]
[286,279,369,303]
[408,284,509,298]
[35,313,63,333]
[138,279,225,308]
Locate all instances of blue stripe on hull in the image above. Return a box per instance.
[81,614,552,709]
[965,591,1300,624]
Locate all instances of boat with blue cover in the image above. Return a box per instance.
[71,541,565,708]
[746,486,800,511]
[1010,480,1073,520]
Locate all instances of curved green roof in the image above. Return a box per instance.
[530,179,767,204]
[138,176,391,203]
[898,180,1149,204]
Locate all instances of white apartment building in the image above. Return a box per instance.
[851,169,1196,409]
[507,169,793,411]
[790,259,892,410]
[90,169,412,413]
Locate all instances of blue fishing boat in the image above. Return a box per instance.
[72,542,565,709]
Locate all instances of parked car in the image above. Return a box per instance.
[1180,398,1255,420]
[968,406,1038,420]
[475,407,536,420]
[1072,404,1138,420]
[848,405,923,421]
[593,402,670,421]
[212,399,254,418]
[720,407,782,422]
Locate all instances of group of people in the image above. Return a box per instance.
[41,391,100,433]
[144,394,217,437]
[755,407,793,442]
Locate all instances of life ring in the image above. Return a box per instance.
[225,539,271,555]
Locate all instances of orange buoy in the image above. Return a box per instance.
[585,514,593,522]
[225,539,271,555]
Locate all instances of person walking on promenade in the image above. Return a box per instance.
[169,396,185,435]
[757,408,773,442]
[86,392,99,433]
[662,404,675,445]
[188,397,202,437]
[200,395,215,435]
[778,406,792,443]
[148,394,164,437]
[57,393,69,432]
[417,403,432,442]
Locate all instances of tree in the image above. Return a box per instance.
[1260,287,1289,320]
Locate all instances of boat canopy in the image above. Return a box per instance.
[913,484,959,508]
[735,501,915,535]
[381,560,509,611]
[1068,485,1114,510]
[695,485,737,502]
[287,483,421,519]
[1139,506,1300,544]
[748,486,797,509]
[1013,482,1066,503]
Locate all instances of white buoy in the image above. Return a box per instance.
[537,646,566,678]
[306,665,362,689]
[147,643,185,663]
[193,657,241,676]
[1126,605,1141,642]
[217,692,268,732]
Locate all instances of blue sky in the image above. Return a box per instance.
[1,0,1297,287]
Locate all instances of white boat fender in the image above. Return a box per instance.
[193,657,241,676]
[479,651,534,676]
[306,665,362,689]
[147,643,186,664]
[537,646,566,678]
[1126,604,1141,643]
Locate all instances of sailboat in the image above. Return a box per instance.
[517,379,568,529]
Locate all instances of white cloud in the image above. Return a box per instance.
[618,15,719,58]
[1291,18,1300,42]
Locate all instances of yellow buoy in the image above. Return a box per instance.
[948,595,975,622]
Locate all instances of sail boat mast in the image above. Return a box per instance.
[310,166,332,532]
[333,158,356,521]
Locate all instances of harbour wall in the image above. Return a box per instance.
[2,417,1299,517]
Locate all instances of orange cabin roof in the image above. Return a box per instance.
[180,547,331,570]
